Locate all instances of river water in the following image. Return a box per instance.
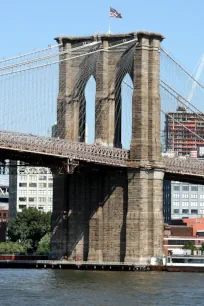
[0,269,203,306]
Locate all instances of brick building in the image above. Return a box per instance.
[165,107,204,156]
[0,206,8,241]
[163,218,204,255]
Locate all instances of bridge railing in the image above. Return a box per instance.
[0,130,129,167]
[163,156,204,177]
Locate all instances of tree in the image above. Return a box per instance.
[183,241,197,254]
[200,243,204,252]
[8,208,51,253]
[0,242,26,254]
[37,233,50,254]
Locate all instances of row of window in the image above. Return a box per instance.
[19,190,52,195]
[19,183,53,188]
[18,204,52,211]
[167,240,194,246]
[173,201,204,207]
[19,175,52,181]
[173,194,201,199]
[173,209,204,214]
[173,185,201,192]
[18,197,52,202]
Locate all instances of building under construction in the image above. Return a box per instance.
[165,107,204,156]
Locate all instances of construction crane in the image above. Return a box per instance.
[187,53,204,103]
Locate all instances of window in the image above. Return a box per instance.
[29,190,37,195]
[173,209,179,214]
[191,202,198,206]
[48,190,53,195]
[200,195,204,199]
[182,194,189,199]
[48,176,53,180]
[191,209,198,214]
[182,209,189,214]
[29,175,37,181]
[19,205,26,209]
[173,202,180,206]
[191,186,198,192]
[173,186,180,191]
[29,197,36,202]
[39,183,46,188]
[48,197,52,202]
[200,187,204,192]
[48,183,53,188]
[39,175,47,180]
[168,240,194,246]
[182,202,189,206]
[200,210,204,214]
[38,197,46,203]
[38,190,46,195]
[38,206,44,210]
[173,194,180,199]
[19,190,27,195]
[19,183,27,187]
[19,197,26,202]
[191,194,198,199]
[29,183,37,188]
[28,205,36,208]
[182,186,189,191]
[20,175,27,181]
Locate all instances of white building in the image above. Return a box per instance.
[171,181,204,220]
[0,175,9,208]
[9,166,53,218]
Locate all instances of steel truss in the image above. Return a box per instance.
[0,130,129,167]
[164,156,204,177]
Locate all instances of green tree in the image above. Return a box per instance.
[37,233,51,254]
[183,241,197,254]
[200,243,204,252]
[8,208,51,253]
[0,242,26,254]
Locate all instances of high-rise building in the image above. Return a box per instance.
[9,166,53,218]
[165,107,204,156]
[163,180,171,224]
[171,181,204,220]
[164,108,204,223]
[0,175,9,208]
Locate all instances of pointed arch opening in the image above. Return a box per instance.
[121,74,133,149]
[84,75,96,144]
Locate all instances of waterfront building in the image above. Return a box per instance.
[163,180,171,224]
[9,166,53,218]
[163,108,204,223]
[164,181,204,222]
[0,175,9,208]
[163,218,204,255]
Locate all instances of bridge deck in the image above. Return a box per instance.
[0,130,128,167]
[0,130,204,179]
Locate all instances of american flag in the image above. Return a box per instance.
[110,7,122,19]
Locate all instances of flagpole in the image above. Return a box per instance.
[108,8,111,34]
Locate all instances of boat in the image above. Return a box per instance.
[166,255,204,272]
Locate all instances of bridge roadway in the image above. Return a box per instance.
[0,130,204,180]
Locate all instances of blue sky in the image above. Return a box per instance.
[0,0,204,146]
[0,0,204,74]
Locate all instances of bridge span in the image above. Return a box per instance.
[1,31,204,265]
[1,130,204,181]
